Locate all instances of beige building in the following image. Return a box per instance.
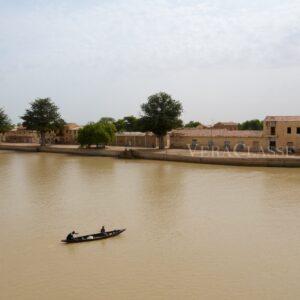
[263,116,300,153]
[196,123,208,129]
[56,123,81,144]
[3,123,79,145]
[4,126,40,143]
[169,116,300,153]
[170,128,266,152]
[114,132,159,148]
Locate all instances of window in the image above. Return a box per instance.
[224,141,230,150]
[271,127,276,135]
[287,127,291,134]
[252,141,260,152]
[191,139,197,150]
[287,142,295,154]
[297,128,300,134]
[236,141,245,152]
[208,140,214,150]
[269,141,276,150]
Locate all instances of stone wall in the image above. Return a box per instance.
[169,135,268,152]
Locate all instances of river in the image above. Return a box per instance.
[1,151,300,299]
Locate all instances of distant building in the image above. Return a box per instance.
[170,128,264,152]
[114,132,159,148]
[213,122,239,131]
[263,116,300,153]
[170,116,300,153]
[195,123,208,129]
[4,126,39,143]
[3,123,81,145]
[56,123,82,144]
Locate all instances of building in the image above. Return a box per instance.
[3,123,80,145]
[4,126,39,143]
[114,132,158,148]
[169,128,266,152]
[56,123,81,144]
[170,116,300,153]
[196,123,208,129]
[213,122,239,131]
[263,116,300,153]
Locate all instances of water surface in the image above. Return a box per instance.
[1,151,300,299]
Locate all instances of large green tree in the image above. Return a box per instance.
[140,92,183,149]
[21,98,65,146]
[77,121,116,148]
[238,119,263,130]
[0,108,13,134]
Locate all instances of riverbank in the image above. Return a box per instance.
[1,143,300,167]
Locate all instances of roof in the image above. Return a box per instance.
[65,123,82,130]
[264,116,300,122]
[196,123,208,129]
[116,131,155,137]
[170,128,263,138]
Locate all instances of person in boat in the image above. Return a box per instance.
[100,226,106,234]
[66,231,77,241]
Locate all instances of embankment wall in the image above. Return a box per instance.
[1,144,300,167]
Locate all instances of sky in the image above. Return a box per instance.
[0,0,300,124]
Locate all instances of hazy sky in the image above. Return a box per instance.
[1,0,300,124]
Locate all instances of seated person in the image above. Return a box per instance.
[66,231,77,241]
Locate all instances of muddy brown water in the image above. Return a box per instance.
[1,151,300,299]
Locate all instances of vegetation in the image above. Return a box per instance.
[0,108,13,133]
[140,92,183,149]
[114,115,142,132]
[184,121,200,128]
[21,98,65,146]
[113,118,126,132]
[238,119,263,131]
[77,120,116,148]
[99,117,115,123]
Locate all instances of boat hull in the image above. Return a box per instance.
[61,229,126,243]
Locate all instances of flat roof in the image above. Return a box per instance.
[264,116,300,122]
[116,132,154,136]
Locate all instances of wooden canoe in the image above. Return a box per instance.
[61,229,126,243]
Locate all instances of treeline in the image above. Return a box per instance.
[0,108,13,133]
[238,119,263,130]
[0,92,183,149]
[0,93,264,149]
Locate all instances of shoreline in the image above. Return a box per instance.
[1,143,300,168]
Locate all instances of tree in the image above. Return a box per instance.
[238,119,263,131]
[184,121,200,128]
[123,116,140,131]
[77,121,116,148]
[21,98,65,146]
[99,117,115,123]
[114,115,142,132]
[0,108,13,134]
[140,92,183,149]
[114,118,126,132]
[99,119,116,142]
